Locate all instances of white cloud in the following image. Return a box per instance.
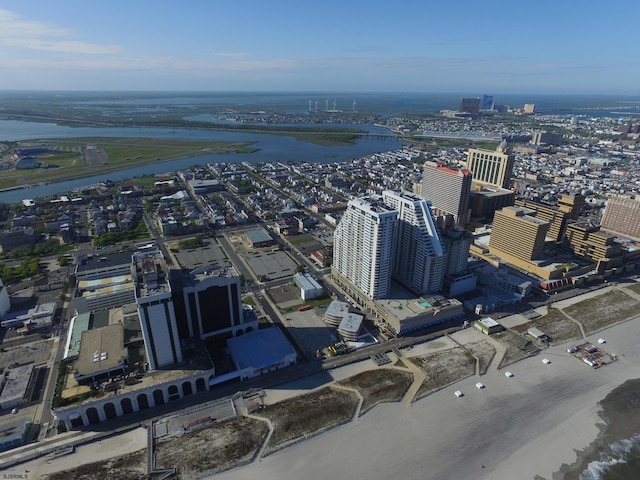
[209,51,249,58]
[0,9,121,55]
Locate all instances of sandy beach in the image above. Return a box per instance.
[209,314,640,480]
[13,286,640,480]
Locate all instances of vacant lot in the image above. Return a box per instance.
[465,340,497,374]
[512,307,583,344]
[493,329,538,368]
[288,235,323,255]
[563,289,640,334]
[337,368,413,414]
[43,450,147,480]
[260,386,358,454]
[155,416,268,480]
[410,346,475,400]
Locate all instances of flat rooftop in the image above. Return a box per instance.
[245,229,272,244]
[77,273,132,291]
[376,285,462,322]
[0,364,34,408]
[75,324,127,378]
[325,300,349,319]
[228,327,296,370]
[171,238,231,270]
[76,250,136,275]
[339,313,364,333]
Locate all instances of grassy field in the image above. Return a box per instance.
[511,307,583,344]
[287,234,317,245]
[493,329,538,368]
[562,289,640,334]
[410,346,476,399]
[624,282,640,295]
[465,340,497,374]
[0,137,257,190]
[337,368,413,414]
[261,386,358,454]
[155,416,269,479]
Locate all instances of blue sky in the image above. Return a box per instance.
[0,1,637,94]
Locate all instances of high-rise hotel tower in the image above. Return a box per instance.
[333,196,397,299]
[333,191,446,300]
[421,161,472,227]
[466,141,515,189]
[382,190,445,294]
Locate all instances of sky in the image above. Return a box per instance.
[0,0,638,94]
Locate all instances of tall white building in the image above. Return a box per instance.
[333,196,397,299]
[382,190,445,294]
[132,250,182,370]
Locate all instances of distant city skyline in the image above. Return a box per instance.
[0,1,638,94]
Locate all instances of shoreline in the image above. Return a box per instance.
[555,378,640,480]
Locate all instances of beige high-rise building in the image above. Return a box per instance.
[421,161,472,227]
[564,220,625,273]
[466,142,515,189]
[514,194,584,243]
[489,206,550,264]
[600,196,640,241]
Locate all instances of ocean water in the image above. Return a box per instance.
[579,435,640,480]
[2,90,640,117]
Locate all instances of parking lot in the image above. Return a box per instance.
[283,307,338,358]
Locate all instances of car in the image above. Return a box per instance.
[542,358,551,364]
[504,371,514,378]
[476,382,485,389]
[454,390,464,397]
[597,338,606,344]
[11,408,17,414]
[567,346,578,354]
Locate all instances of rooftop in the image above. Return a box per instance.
[227,327,296,370]
[339,313,364,333]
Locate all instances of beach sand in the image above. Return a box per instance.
[17,288,640,480]
[554,378,640,480]
[210,316,640,480]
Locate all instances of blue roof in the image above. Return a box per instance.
[227,328,295,370]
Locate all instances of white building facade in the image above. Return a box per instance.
[333,196,397,299]
[132,250,182,370]
[382,190,445,294]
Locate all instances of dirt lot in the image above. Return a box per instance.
[337,368,413,414]
[260,386,358,454]
[562,289,640,334]
[155,416,269,480]
[511,306,583,344]
[410,346,475,400]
